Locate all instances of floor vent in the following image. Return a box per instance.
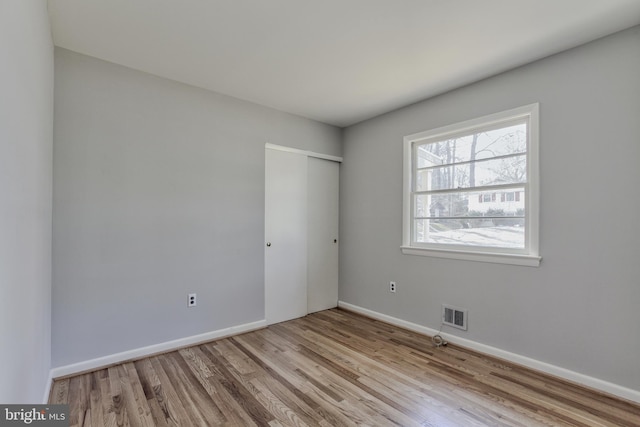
[442,305,468,330]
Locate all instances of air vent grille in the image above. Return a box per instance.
[442,305,467,330]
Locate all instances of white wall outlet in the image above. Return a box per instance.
[188,293,197,307]
[389,281,396,293]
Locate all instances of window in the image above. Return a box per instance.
[402,104,540,266]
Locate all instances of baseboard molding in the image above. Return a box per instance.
[338,301,640,404]
[49,319,266,381]
[42,370,53,404]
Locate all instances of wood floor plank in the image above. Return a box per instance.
[49,377,69,404]
[119,363,155,427]
[96,371,117,427]
[179,346,259,427]
[199,343,275,427]
[158,351,224,426]
[232,334,367,427]
[89,373,105,427]
[107,366,126,427]
[50,309,640,426]
[147,356,195,426]
[67,372,91,427]
[132,359,173,427]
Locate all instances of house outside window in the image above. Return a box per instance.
[402,104,540,266]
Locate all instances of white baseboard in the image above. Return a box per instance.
[338,301,640,404]
[42,370,53,404]
[49,319,266,380]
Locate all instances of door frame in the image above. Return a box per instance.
[265,143,343,163]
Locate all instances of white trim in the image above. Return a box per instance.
[337,301,640,404]
[42,371,54,404]
[402,135,412,248]
[402,104,540,265]
[404,104,538,144]
[265,143,343,163]
[400,246,541,267]
[50,319,266,379]
[527,103,540,257]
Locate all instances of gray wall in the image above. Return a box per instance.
[52,48,341,367]
[0,1,53,402]
[340,26,640,391]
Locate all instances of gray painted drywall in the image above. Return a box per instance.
[52,48,341,367]
[0,1,53,403]
[340,26,640,391]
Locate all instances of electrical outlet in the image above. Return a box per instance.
[188,293,197,307]
[389,281,396,293]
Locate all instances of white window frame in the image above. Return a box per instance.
[401,104,541,267]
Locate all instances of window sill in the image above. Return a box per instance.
[400,246,541,267]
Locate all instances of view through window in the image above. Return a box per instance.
[403,104,539,264]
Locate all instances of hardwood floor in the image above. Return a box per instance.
[50,308,640,426]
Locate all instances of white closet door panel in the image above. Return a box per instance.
[307,157,339,313]
[265,149,308,325]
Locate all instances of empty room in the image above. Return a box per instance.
[2,0,640,425]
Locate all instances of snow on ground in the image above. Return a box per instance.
[428,226,524,248]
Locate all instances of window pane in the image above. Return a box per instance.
[415,193,469,217]
[416,122,526,167]
[415,188,525,218]
[414,218,525,248]
[468,188,525,217]
[416,155,526,191]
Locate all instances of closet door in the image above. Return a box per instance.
[307,157,339,313]
[264,148,308,325]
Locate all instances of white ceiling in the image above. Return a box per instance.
[47,1,640,127]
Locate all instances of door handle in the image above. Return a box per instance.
[266,242,272,247]
[333,239,337,243]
